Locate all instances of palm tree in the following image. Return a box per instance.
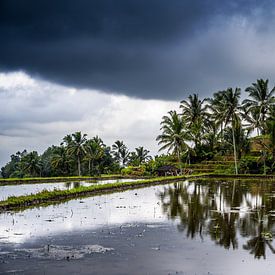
[20,151,41,176]
[243,79,275,134]
[219,88,242,174]
[84,139,104,175]
[135,146,151,164]
[180,94,208,151]
[61,134,73,147]
[92,135,105,147]
[112,140,127,165]
[180,94,208,127]
[51,146,69,175]
[156,110,189,172]
[257,118,275,173]
[207,91,229,141]
[223,121,250,160]
[241,106,261,136]
[66,132,87,176]
[120,146,130,167]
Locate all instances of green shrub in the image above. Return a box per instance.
[121,166,146,176]
[238,156,260,174]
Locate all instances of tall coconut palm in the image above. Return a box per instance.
[92,135,105,147]
[180,94,208,151]
[223,121,250,160]
[180,94,208,126]
[61,134,73,147]
[220,88,242,174]
[135,146,151,164]
[84,140,104,175]
[207,91,228,141]
[156,110,189,172]
[20,151,41,177]
[112,140,127,165]
[67,132,87,176]
[243,79,275,134]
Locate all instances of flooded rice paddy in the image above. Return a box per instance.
[0,179,275,274]
[0,178,139,200]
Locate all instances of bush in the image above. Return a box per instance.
[121,166,146,176]
[238,156,260,174]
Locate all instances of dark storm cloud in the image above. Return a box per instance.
[0,0,274,99]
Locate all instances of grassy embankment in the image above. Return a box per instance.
[1,172,275,211]
[0,174,207,211]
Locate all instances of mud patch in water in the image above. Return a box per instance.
[15,244,114,260]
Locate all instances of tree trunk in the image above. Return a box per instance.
[91,160,94,176]
[88,160,91,175]
[177,150,182,175]
[263,151,266,175]
[77,155,81,176]
[232,126,238,175]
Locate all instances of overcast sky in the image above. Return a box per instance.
[1,0,275,166]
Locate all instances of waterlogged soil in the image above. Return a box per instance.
[0,179,275,274]
[0,178,139,201]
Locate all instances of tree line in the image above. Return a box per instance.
[1,78,275,178]
[157,79,275,174]
[1,133,152,178]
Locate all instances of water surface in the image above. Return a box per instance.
[0,178,139,200]
[0,179,275,274]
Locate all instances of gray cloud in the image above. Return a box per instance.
[0,72,178,166]
[1,0,275,100]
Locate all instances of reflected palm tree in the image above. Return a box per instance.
[158,179,275,258]
[159,181,210,239]
[64,182,72,189]
[209,212,238,249]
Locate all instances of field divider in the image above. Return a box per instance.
[0,174,207,211]
[1,173,275,211]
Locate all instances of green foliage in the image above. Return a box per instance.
[121,165,146,176]
[238,156,261,174]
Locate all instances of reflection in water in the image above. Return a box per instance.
[158,180,275,258]
[65,181,81,189]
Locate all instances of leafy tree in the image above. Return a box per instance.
[156,110,189,171]
[51,146,70,175]
[180,94,209,152]
[84,139,104,175]
[112,140,129,167]
[135,146,152,164]
[66,132,87,176]
[243,79,275,134]
[215,88,242,174]
[1,150,27,178]
[20,151,41,177]
[180,94,208,127]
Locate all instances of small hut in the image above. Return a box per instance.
[156,165,179,176]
